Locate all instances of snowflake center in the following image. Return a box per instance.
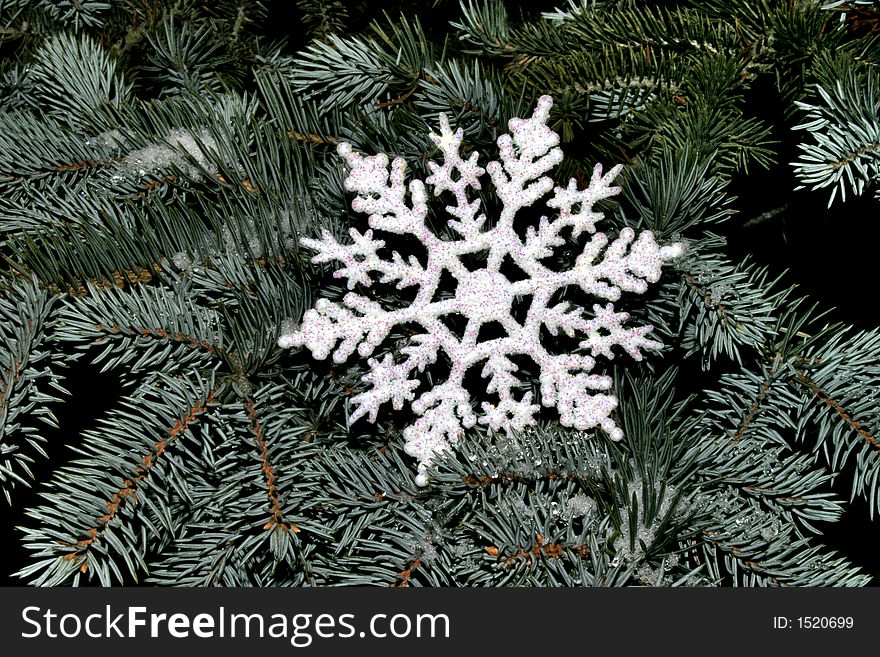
[454,269,514,324]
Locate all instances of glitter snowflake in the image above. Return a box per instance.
[279,96,684,486]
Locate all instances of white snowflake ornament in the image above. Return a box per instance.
[279,96,685,486]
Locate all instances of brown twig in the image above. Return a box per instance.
[485,534,589,569]
[731,373,773,442]
[373,81,420,109]
[90,323,219,354]
[244,398,299,533]
[795,370,879,450]
[390,558,421,587]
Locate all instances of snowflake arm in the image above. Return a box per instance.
[546,163,624,237]
[486,95,564,211]
[479,353,541,433]
[302,220,430,290]
[578,303,662,361]
[406,378,476,487]
[350,354,420,423]
[426,114,487,239]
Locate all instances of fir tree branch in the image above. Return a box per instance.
[795,370,879,449]
[243,398,300,532]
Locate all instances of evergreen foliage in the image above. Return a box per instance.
[0,0,877,587]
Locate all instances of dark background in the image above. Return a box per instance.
[1,0,878,586]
